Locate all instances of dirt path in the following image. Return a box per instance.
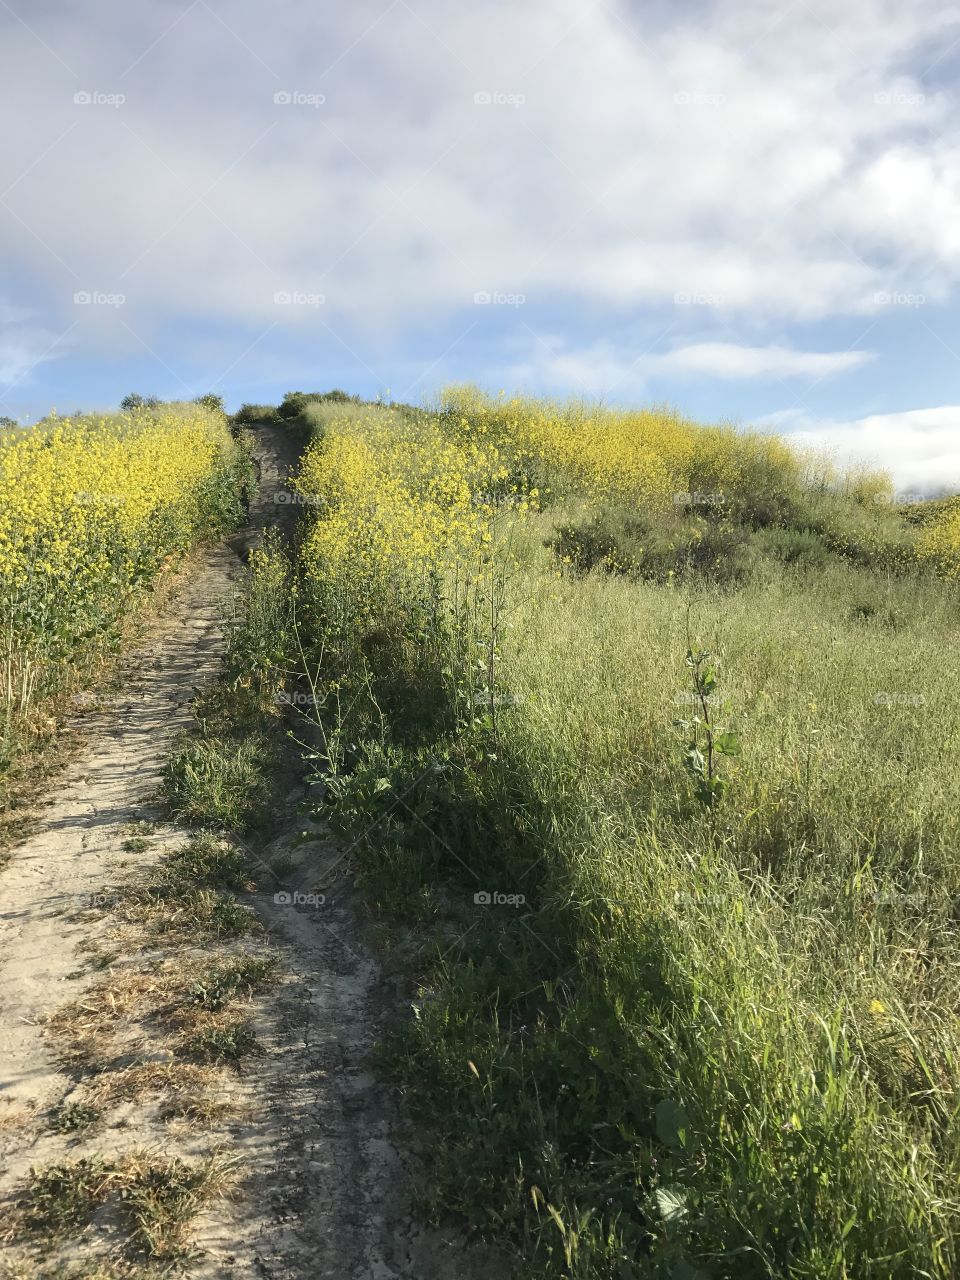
[0,428,500,1278]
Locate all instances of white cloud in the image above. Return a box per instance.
[0,0,958,345]
[759,405,960,493]
[0,303,69,395]
[647,343,873,379]
[502,337,873,398]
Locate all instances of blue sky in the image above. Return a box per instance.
[3,0,960,489]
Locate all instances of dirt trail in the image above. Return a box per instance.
[0,428,499,1278]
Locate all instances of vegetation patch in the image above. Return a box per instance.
[8,1151,235,1263]
[0,400,253,840]
[284,391,960,1278]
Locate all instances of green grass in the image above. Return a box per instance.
[53,1101,100,1134]
[162,733,283,831]
[182,1017,259,1064]
[290,404,960,1278]
[116,835,259,940]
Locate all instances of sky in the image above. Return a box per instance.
[2,0,960,490]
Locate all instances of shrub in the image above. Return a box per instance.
[232,403,279,426]
[120,393,161,411]
[193,393,226,417]
[550,507,757,585]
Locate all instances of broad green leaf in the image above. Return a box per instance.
[654,1185,690,1223]
[655,1098,690,1149]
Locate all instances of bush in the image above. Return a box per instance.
[232,403,279,427]
[751,525,832,569]
[119,393,160,411]
[279,390,360,418]
[193,393,226,417]
[550,507,758,585]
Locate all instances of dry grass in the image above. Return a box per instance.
[4,1148,238,1264]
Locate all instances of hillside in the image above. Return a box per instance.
[1,392,959,1278]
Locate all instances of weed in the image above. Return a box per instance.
[185,953,279,1010]
[183,1016,259,1063]
[11,1152,235,1261]
[53,1101,100,1134]
[162,734,281,831]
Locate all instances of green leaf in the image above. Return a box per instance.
[714,731,741,756]
[655,1098,690,1149]
[654,1185,690,1223]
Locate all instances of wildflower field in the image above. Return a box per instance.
[0,402,248,796]
[275,391,960,1278]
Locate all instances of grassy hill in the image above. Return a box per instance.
[260,391,960,1278]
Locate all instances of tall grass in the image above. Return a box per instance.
[289,396,960,1277]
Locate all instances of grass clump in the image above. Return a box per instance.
[164,831,251,891]
[162,734,282,831]
[113,836,258,941]
[11,1152,234,1261]
[185,952,279,1010]
[53,1101,100,1134]
[182,1017,259,1064]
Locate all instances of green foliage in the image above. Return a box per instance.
[186,954,278,1011]
[232,402,280,426]
[223,531,295,701]
[673,646,741,808]
[160,538,293,837]
[53,1101,100,1133]
[193,392,226,416]
[183,1016,259,1063]
[119,392,161,411]
[162,733,282,831]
